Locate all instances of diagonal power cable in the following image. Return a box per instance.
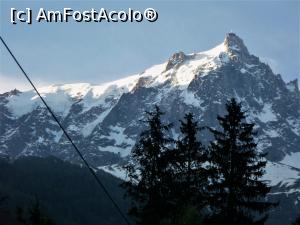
[0,36,131,225]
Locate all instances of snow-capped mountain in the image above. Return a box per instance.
[0,33,299,224]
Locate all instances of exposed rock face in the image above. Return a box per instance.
[0,33,299,224]
[1,33,299,164]
[165,51,187,70]
[224,32,250,61]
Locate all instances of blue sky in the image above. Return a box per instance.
[0,0,299,92]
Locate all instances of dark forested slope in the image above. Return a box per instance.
[0,156,130,225]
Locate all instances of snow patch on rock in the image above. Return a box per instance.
[280,152,300,170]
[264,162,300,187]
[257,103,277,123]
[98,164,128,180]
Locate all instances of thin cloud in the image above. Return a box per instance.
[0,74,32,93]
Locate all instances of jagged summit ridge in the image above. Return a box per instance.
[1,33,299,164]
[2,33,259,98]
[224,32,250,58]
[164,33,256,76]
[1,33,299,225]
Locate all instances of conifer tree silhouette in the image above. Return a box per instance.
[166,113,207,225]
[205,98,276,225]
[123,106,173,225]
[173,113,208,207]
[16,199,55,225]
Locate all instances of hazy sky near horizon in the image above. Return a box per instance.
[0,0,299,93]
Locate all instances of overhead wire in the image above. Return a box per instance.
[0,36,132,225]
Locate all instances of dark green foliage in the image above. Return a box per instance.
[205,98,276,225]
[173,113,207,207]
[16,199,55,225]
[123,106,174,225]
[16,206,26,224]
[174,205,203,225]
[28,200,44,225]
[2,99,278,225]
[0,195,7,206]
[160,205,203,225]
[161,113,208,224]
[0,156,130,225]
[123,109,209,225]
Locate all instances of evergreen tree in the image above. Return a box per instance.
[206,98,276,225]
[29,200,43,225]
[0,194,7,211]
[123,106,173,225]
[16,199,55,225]
[0,195,6,206]
[16,206,26,224]
[160,205,203,225]
[173,113,207,208]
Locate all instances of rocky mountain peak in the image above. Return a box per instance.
[165,51,187,71]
[164,33,253,74]
[1,33,299,164]
[1,33,299,225]
[224,33,249,53]
[0,88,21,98]
[224,33,250,61]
